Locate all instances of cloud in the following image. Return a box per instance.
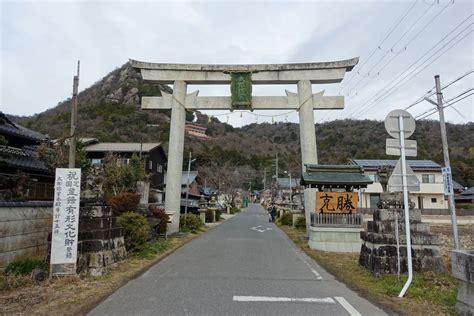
[0,0,472,125]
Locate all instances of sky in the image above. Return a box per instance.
[1,0,473,127]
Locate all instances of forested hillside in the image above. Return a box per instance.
[12,62,474,188]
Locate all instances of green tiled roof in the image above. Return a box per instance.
[302,164,373,186]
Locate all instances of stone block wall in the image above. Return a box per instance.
[452,250,474,315]
[77,205,127,276]
[359,208,444,276]
[0,202,53,269]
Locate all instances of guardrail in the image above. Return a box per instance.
[311,213,363,227]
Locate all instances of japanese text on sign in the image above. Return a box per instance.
[315,192,359,214]
[50,168,81,265]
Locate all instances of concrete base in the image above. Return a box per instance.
[309,226,363,252]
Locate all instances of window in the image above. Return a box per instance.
[149,161,153,170]
[367,174,379,183]
[370,194,380,208]
[157,164,162,173]
[431,198,437,203]
[422,174,435,183]
[117,158,130,166]
[91,158,102,165]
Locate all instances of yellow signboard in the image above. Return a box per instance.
[315,192,358,214]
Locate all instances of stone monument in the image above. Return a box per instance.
[77,165,127,276]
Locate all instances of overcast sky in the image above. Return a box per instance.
[1,0,472,127]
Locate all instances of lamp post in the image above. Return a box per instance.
[284,171,292,208]
[184,152,196,225]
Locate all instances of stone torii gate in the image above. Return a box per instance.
[130,58,358,233]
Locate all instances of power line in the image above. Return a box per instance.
[344,4,438,97]
[346,14,472,118]
[360,28,473,116]
[349,18,473,119]
[415,90,474,120]
[338,0,419,94]
[404,70,474,111]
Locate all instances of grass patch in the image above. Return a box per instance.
[1,232,203,314]
[133,239,171,259]
[279,225,458,315]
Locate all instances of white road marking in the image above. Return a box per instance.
[250,225,272,233]
[287,235,323,280]
[335,297,361,316]
[233,296,335,303]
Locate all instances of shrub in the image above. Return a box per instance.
[149,206,169,235]
[117,212,149,252]
[279,212,293,226]
[179,214,203,232]
[205,209,222,222]
[230,207,240,214]
[107,192,140,215]
[5,258,47,275]
[295,216,306,229]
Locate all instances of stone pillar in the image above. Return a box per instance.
[164,80,187,234]
[298,80,318,173]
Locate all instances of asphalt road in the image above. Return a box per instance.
[89,204,386,316]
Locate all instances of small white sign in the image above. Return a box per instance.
[385,138,417,157]
[388,158,420,192]
[50,168,81,265]
[442,167,454,196]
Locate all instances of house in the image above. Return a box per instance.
[163,171,201,197]
[83,142,167,191]
[455,187,474,205]
[276,177,300,200]
[185,122,208,139]
[0,112,54,200]
[350,159,448,211]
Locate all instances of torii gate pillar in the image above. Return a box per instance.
[298,80,318,169]
[165,80,187,234]
[130,58,359,234]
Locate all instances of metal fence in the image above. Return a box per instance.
[311,213,363,227]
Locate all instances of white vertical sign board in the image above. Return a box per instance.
[51,168,81,265]
[442,167,454,196]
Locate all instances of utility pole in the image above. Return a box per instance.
[275,154,279,200]
[68,61,80,168]
[434,75,460,249]
[184,151,194,225]
[263,168,266,191]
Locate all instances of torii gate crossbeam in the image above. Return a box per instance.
[130,58,358,233]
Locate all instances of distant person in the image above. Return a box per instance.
[267,203,276,222]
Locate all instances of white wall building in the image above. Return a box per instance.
[350,159,448,210]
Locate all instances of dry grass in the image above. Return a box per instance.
[279,225,458,316]
[0,232,201,315]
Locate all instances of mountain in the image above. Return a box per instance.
[12,62,474,188]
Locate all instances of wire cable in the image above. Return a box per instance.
[338,0,419,94]
[349,20,473,119]
[415,92,474,120]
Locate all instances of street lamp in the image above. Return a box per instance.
[284,171,292,208]
[184,151,197,225]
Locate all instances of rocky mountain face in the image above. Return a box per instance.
[12,62,474,188]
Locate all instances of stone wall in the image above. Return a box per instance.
[452,250,474,315]
[0,202,53,269]
[359,208,445,276]
[77,205,127,276]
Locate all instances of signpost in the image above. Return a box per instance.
[50,168,81,276]
[442,167,454,196]
[315,192,358,214]
[384,109,417,298]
